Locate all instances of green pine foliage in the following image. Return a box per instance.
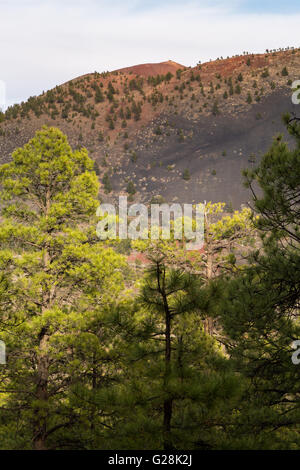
[107,258,242,450]
[0,127,127,449]
[209,116,300,449]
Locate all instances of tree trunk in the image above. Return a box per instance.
[33,330,49,450]
[163,279,173,449]
[33,190,51,450]
[204,251,214,335]
[156,262,174,450]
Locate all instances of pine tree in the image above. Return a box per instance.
[211,116,300,448]
[0,127,126,449]
[95,86,104,103]
[103,171,112,193]
[200,202,255,334]
[109,258,241,450]
[246,92,252,104]
[182,168,190,180]
[212,101,220,116]
[127,180,136,195]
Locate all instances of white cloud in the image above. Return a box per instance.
[0,0,299,107]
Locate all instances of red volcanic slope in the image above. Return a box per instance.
[115,60,186,77]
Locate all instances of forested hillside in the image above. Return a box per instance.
[0,49,299,206]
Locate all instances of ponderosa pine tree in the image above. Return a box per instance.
[201,202,255,334]
[0,127,127,449]
[106,256,242,450]
[133,202,255,335]
[210,115,300,448]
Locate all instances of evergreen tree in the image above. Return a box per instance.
[102,171,112,193]
[212,101,220,116]
[127,180,136,195]
[108,258,241,450]
[182,168,190,180]
[95,86,104,103]
[200,202,255,334]
[0,127,126,449]
[210,116,300,448]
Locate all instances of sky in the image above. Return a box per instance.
[0,0,300,108]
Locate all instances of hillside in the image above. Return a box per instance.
[0,49,299,207]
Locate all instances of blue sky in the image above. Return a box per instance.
[0,0,299,108]
[132,0,300,13]
[238,0,300,13]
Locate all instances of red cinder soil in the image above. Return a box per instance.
[116,60,186,77]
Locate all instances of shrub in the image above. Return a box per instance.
[212,101,220,115]
[102,172,112,193]
[246,93,252,104]
[176,69,182,80]
[127,181,136,195]
[130,151,138,163]
[178,129,184,142]
[261,69,269,78]
[226,201,234,213]
[150,195,166,204]
[94,162,101,175]
[61,108,69,119]
[95,86,104,103]
[182,169,190,181]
